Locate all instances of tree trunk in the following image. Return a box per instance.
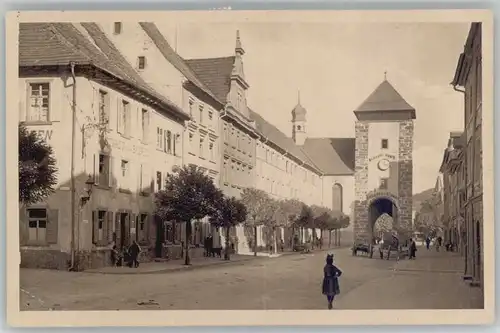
[184,221,191,265]
[253,225,258,256]
[319,229,323,249]
[338,228,341,246]
[291,225,295,250]
[224,226,230,260]
[328,230,332,248]
[273,226,277,254]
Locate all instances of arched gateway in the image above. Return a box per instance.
[353,78,416,244]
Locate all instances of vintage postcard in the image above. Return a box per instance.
[6,9,494,327]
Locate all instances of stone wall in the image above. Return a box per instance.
[20,248,111,271]
[354,121,370,241]
[397,120,414,233]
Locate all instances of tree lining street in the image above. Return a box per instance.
[20,247,482,311]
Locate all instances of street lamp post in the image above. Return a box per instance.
[74,174,94,271]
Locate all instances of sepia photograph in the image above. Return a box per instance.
[6,9,494,326]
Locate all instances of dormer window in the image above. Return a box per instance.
[137,56,146,70]
[237,91,243,110]
[114,22,122,34]
[297,125,301,131]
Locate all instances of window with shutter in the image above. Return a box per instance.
[98,153,111,187]
[92,210,98,244]
[115,213,121,248]
[108,156,114,188]
[97,210,106,245]
[131,213,137,243]
[138,213,148,243]
[46,209,59,244]
[106,211,114,244]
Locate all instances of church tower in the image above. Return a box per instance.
[353,76,416,243]
[291,91,307,145]
[226,30,250,119]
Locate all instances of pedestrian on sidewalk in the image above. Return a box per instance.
[322,254,342,310]
[436,236,442,252]
[425,236,431,250]
[128,241,141,268]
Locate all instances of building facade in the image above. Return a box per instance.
[451,22,483,288]
[102,21,227,255]
[184,32,359,252]
[184,32,260,253]
[19,23,190,270]
[439,132,465,253]
[353,79,416,244]
[21,23,414,269]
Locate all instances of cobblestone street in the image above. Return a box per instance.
[20,246,482,311]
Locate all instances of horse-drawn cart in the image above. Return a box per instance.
[351,241,374,258]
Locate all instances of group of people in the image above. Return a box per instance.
[425,235,443,251]
[111,240,142,268]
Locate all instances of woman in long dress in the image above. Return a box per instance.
[322,254,342,309]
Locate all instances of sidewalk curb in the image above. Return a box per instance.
[82,247,347,275]
[83,256,261,275]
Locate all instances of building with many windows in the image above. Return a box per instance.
[102,21,226,258]
[184,32,260,253]
[439,132,465,253]
[19,23,399,268]
[18,23,190,269]
[185,31,357,252]
[451,22,483,289]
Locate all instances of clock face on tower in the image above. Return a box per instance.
[377,159,390,171]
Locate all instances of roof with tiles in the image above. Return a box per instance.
[354,79,415,113]
[19,22,187,119]
[301,138,355,175]
[139,22,222,106]
[186,54,355,176]
[184,56,236,103]
[247,109,320,172]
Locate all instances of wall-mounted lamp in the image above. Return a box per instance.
[80,174,94,206]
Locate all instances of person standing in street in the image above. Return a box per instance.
[128,240,141,268]
[322,254,342,310]
[425,236,431,250]
[408,238,417,259]
[436,236,443,252]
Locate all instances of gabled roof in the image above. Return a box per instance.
[138,22,222,106]
[302,138,355,175]
[19,23,188,120]
[248,109,319,172]
[355,79,415,113]
[185,56,235,103]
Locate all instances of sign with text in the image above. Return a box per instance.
[366,191,398,202]
[368,153,396,162]
[107,137,147,156]
[30,129,53,142]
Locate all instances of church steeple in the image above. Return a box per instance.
[227,30,250,118]
[231,30,248,83]
[235,30,245,56]
[291,89,308,145]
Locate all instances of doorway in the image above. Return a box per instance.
[155,215,164,258]
[368,197,398,244]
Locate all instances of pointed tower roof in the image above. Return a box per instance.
[230,30,249,89]
[354,77,416,120]
[291,91,307,121]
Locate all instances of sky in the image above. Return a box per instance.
[158,21,471,194]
